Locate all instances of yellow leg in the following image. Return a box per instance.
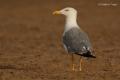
[79,57,82,71]
[72,54,75,71]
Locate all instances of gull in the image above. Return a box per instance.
[53,7,96,71]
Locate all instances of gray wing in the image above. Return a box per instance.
[63,28,92,54]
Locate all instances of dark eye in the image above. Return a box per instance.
[65,9,69,11]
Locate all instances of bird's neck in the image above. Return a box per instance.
[65,15,79,32]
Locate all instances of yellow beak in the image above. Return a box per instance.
[53,11,61,15]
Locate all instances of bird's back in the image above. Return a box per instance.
[63,27,92,55]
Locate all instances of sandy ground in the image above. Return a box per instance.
[0,0,120,80]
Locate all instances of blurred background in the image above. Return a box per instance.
[0,0,119,80]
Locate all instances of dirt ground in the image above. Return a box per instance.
[0,0,120,80]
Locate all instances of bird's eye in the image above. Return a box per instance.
[65,9,69,11]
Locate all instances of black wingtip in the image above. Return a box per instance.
[82,51,96,58]
[74,51,96,58]
[82,54,96,58]
[89,55,96,58]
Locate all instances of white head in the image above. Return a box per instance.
[53,7,77,17]
[53,7,79,32]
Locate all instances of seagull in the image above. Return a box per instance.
[53,7,96,71]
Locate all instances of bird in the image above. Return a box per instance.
[53,7,96,71]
